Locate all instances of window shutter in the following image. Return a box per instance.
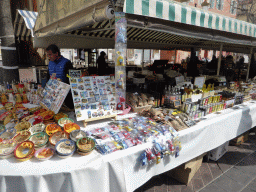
[221,0,224,10]
[230,1,233,13]
[210,0,215,9]
[234,1,237,15]
[216,0,220,10]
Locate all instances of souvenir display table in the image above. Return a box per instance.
[0,101,255,192]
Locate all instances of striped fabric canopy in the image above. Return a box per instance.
[14,10,38,41]
[124,0,256,38]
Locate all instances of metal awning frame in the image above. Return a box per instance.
[33,1,256,54]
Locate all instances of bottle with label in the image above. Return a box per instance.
[175,88,180,100]
[171,87,176,101]
[183,91,188,102]
[178,87,182,101]
[162,85,168,106]
[184,84,189,94]
[207,84,212,92]
[211,84,214,91]
[187,85,191,95]
[202,84,207,93]
[168,85,172,102]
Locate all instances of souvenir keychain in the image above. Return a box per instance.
[116,71,124,89]
[116,26,126,44]
[116,51,124,66]
[166,139,175,155]
[140,151,148,166]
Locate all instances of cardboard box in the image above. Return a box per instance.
[165,153,206,185]
[230,131,249,146]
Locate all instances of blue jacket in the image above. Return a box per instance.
[48,56,71,82]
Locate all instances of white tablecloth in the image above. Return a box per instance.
[1,101,256,192]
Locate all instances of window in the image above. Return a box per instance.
[143,50,151,66]
[198,0,203,5]
[209,0,215,9]
[127,49,143,66]
[216,0,224,10]
[230,1,238,14]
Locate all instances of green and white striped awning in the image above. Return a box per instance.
[124,0,256,38]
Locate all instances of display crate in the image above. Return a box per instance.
[208,141,229,161]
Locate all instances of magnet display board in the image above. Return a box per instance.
[40,79,70,114]
[194,76,205,89]
[19,68,37,83]
[69,75,117,121]
[175,76,185,85]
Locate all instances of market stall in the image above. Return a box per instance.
[2,0,256,192]
[0,100,255,192]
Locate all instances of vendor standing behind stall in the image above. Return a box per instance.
[97,51,108,76]
[46,44,74,109]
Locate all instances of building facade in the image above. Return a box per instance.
[160,0,238,64]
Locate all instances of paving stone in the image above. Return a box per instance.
[235,157,256,176]
[180,182,193,192]
[208,162,223,179]
[213,175,243,192]
[246,178,256,191]
[224,167,253,185]
[199,163,214,185]
[228,145,247,153]
[235,166,256,177]
[167,177,183,192]
[249,152,256,158]
[241,187,256,192]
[217,151,248,166]
[143,188,155,192]
[192,168,202,180]
[240,143,256,153]
[167,184,182,192]
[241,155,256,165]
[167,177,182,185]
[191,178,204,192]
[154,184,167,192]
[199,183,227,192]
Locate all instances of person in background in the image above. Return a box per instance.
[224,55,235,82]
[187,50,200,78]
[236,56,244,81]
[80,49,85,60]
[207,55,218,71]
[46,44,74,109]
[249,54,256,79]
[97,51,108,76]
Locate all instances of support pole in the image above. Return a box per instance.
[217,44,223,76]
[174,49,177,63]
[142,49,144,69]
[115,12,127,109]
[246,47,254,82]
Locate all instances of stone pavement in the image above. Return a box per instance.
[134,131,256,192]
